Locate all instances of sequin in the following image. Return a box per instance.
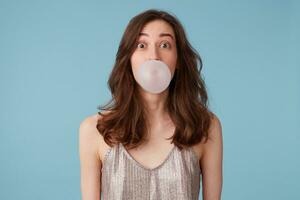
[101,143,201,200]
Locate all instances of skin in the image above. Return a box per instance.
[79,19,223,200]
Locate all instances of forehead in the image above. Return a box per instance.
[139,19,175,39]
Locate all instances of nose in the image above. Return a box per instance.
[148,45,160,60]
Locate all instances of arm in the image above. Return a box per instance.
[79,116,102,200]
[201,114,223,200]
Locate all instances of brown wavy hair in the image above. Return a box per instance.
[96,9,213,150]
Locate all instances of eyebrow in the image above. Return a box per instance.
[139,32,174,41]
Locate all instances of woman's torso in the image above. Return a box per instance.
[96,112,203,200]
[100,140,202,200]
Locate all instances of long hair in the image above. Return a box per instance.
[97,9,213,150]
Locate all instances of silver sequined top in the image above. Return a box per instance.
[101,142,201,200]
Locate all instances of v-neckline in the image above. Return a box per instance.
[120,143,176,171]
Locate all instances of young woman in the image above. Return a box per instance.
[79,9,223,200]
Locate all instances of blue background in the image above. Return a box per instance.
[1,0,299,199]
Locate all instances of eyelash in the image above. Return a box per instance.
[136,41,171,49]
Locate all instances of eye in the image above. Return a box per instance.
[137,42,146,49]
[160,41,171,49]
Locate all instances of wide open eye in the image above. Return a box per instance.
[137,42,146,49]
[160,41,171,49]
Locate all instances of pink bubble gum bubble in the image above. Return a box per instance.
[136,60,172,94]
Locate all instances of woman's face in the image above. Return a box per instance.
[130,19,178,81]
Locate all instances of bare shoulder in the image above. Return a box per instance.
[79,113,101,130]
[201,112,223,157]
[79,113,102,138]
[79,112,111,162]
[207,112,223,141]
[192,112,223,161]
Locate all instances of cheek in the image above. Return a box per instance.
[169,65,176,78]
[166,54,177,75]
[130,53,143,70]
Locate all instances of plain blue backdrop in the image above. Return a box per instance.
[1,0,299,199]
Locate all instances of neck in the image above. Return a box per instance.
[138,87,170,127]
